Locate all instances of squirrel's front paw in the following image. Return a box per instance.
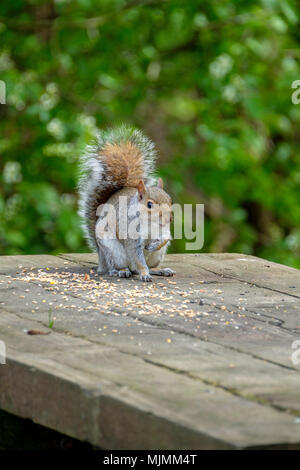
[145,239,169,252]
[145,240,161,252]
[140,272,152,282]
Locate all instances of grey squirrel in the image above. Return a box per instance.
[78,124,175,282]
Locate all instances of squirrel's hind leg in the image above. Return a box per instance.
[97,244,108,274]
[146,245,176,277]
[97,238,132,278]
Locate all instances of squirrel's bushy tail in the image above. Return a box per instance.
[78,124,157,250]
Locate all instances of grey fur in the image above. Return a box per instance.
[78,124,157,250]
[78,125,174,282]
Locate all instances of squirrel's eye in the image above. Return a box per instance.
[147,201,153,209]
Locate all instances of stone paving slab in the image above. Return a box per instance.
[0,253,300,449]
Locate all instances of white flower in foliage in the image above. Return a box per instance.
[209,54,233,79]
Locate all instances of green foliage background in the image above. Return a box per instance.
[0,0,300,267]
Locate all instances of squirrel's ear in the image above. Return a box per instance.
[137,180,146,200]
[157,177,164,189]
